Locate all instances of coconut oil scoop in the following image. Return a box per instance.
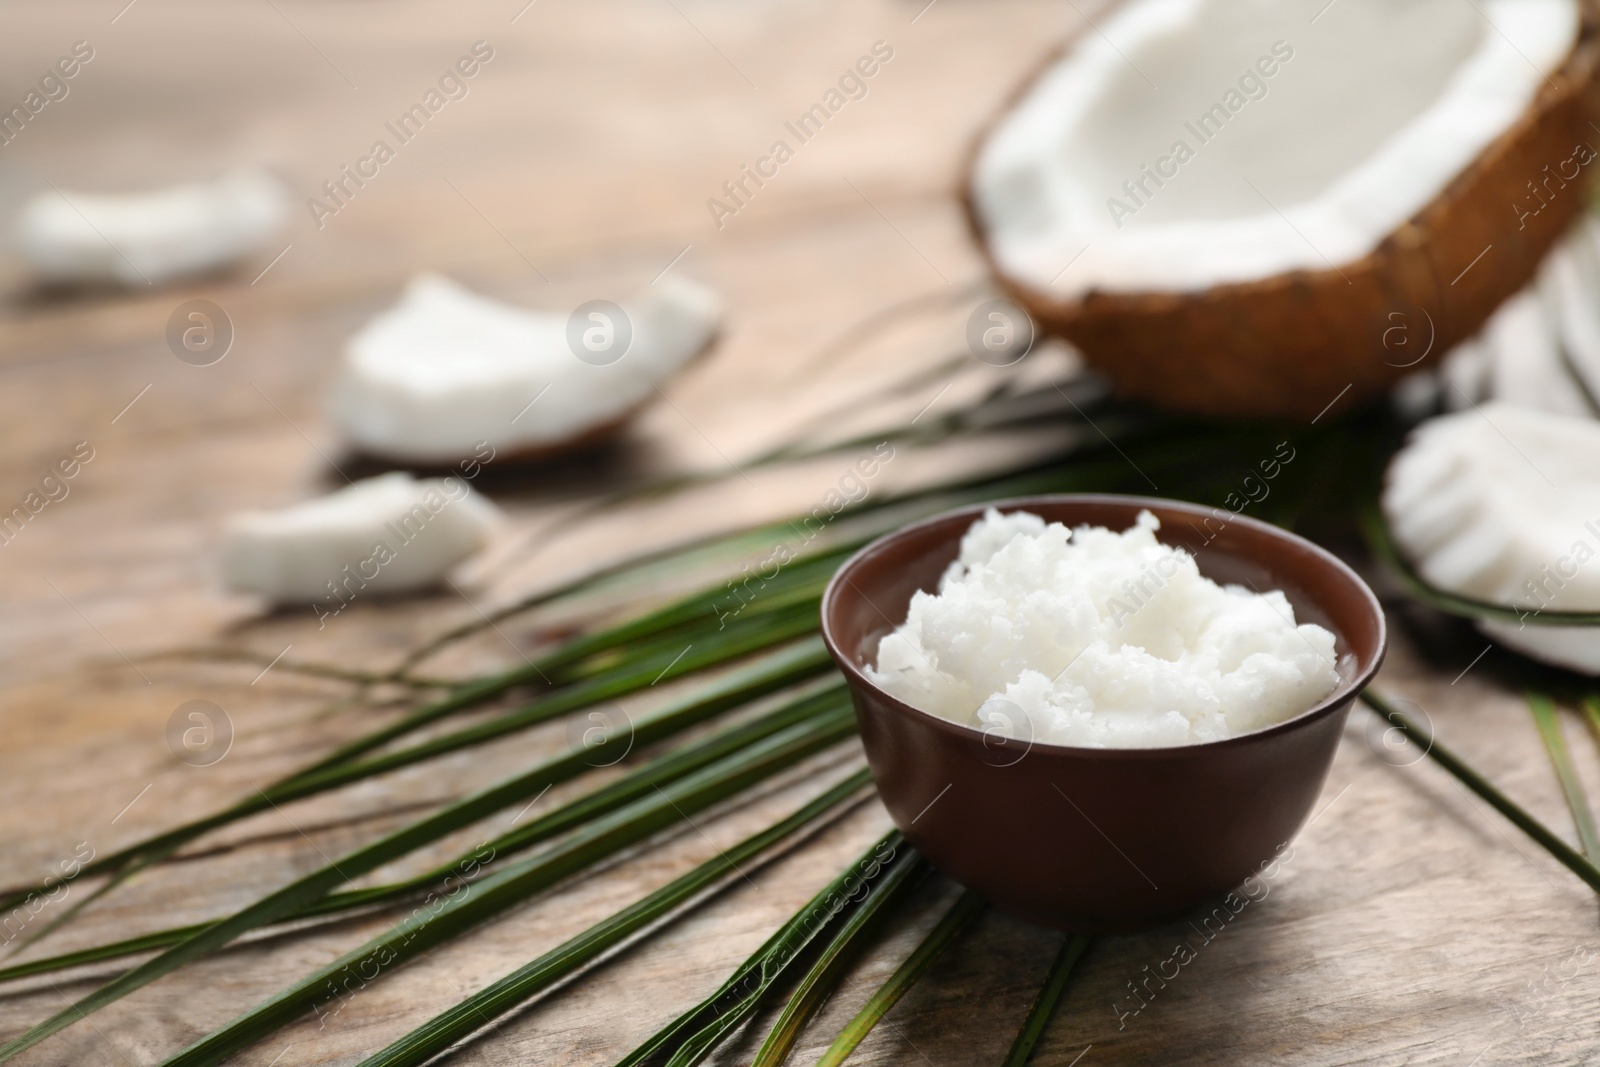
[820,494,1386,930]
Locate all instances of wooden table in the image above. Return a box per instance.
[1,2,1597,1064]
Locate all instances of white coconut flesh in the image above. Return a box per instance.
[1438,216,1600,416]
[220,472,501,604]
[14,169,289,286]
[972,0,1579,297]
[329,273,722,464]
[1382,402,1600,673]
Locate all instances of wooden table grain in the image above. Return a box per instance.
[1,2,1597,1065]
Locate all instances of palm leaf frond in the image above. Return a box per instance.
[0,680,851,986]
[1,706,858,1063]
[1001,934,1092,1067]
[353,770,876,1067]
[748,849,928,1066]
[1362,690,1600,894]
[813,888,985,1067]
[1527,693,1600,858]
[614,831,911,1067]
[0,631,832,925]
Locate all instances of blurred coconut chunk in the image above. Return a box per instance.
[14,169,289,287]
[1439,215,1600,415]
[220,473,500,604]
[328,273,722,464]
[1381,402,1600,673]
[1547,219,1600,396]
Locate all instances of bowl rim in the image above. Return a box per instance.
[819,492,1388,759]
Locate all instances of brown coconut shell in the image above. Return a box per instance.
[963,4,1600,421]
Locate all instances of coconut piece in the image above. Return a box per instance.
[966,0,1600,419]
[1438,336,1493,409]
[1438,215,1600,414]
[220,473,500,604]
[14,169,289,287]
[1537,214,1600,405]
[1484,288,1592,417]
[1478,616,1600,669]
[328,273,722,465]
[1523,214,1600,406]
[1381,402,1600,672]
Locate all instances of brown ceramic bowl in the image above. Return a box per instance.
[820,495,1386,931]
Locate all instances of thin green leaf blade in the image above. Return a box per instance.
[613,831,908,1067]
[1362,690,1600,894]
[0,752,594,1061]
[0,681,849,988]
[749,852,927,1067]
[1527,693,1600,859]
[355,770,875,1067]
[1583,696,1600,747]
[0,597,829,929]
[1001,934,1092,1067]
[0,681,850,1063]
[0,635,831,932]
[0,924,209,983]
[263,618,826,809]
[152,711,858,1067]
[814,889,985,1067]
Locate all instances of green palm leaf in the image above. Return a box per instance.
[0,700,857,1062]
[148,711,856,1067]
[1001,934,1093,1067]
[1584,695,1600,747]
[0,632,831,925]
[613,831,910,1067]
[748,851,928,1066]
[352,770,876,1067]
[0,679,851,985]
[1526,693,1600,859]
[261,608,825,806]
[1362,690,1600,894]
[813,888,985,1067]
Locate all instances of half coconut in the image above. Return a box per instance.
[965,0,1600,419]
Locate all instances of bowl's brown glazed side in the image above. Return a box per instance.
[852,683,1352,929]
[821,495,1387,931]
